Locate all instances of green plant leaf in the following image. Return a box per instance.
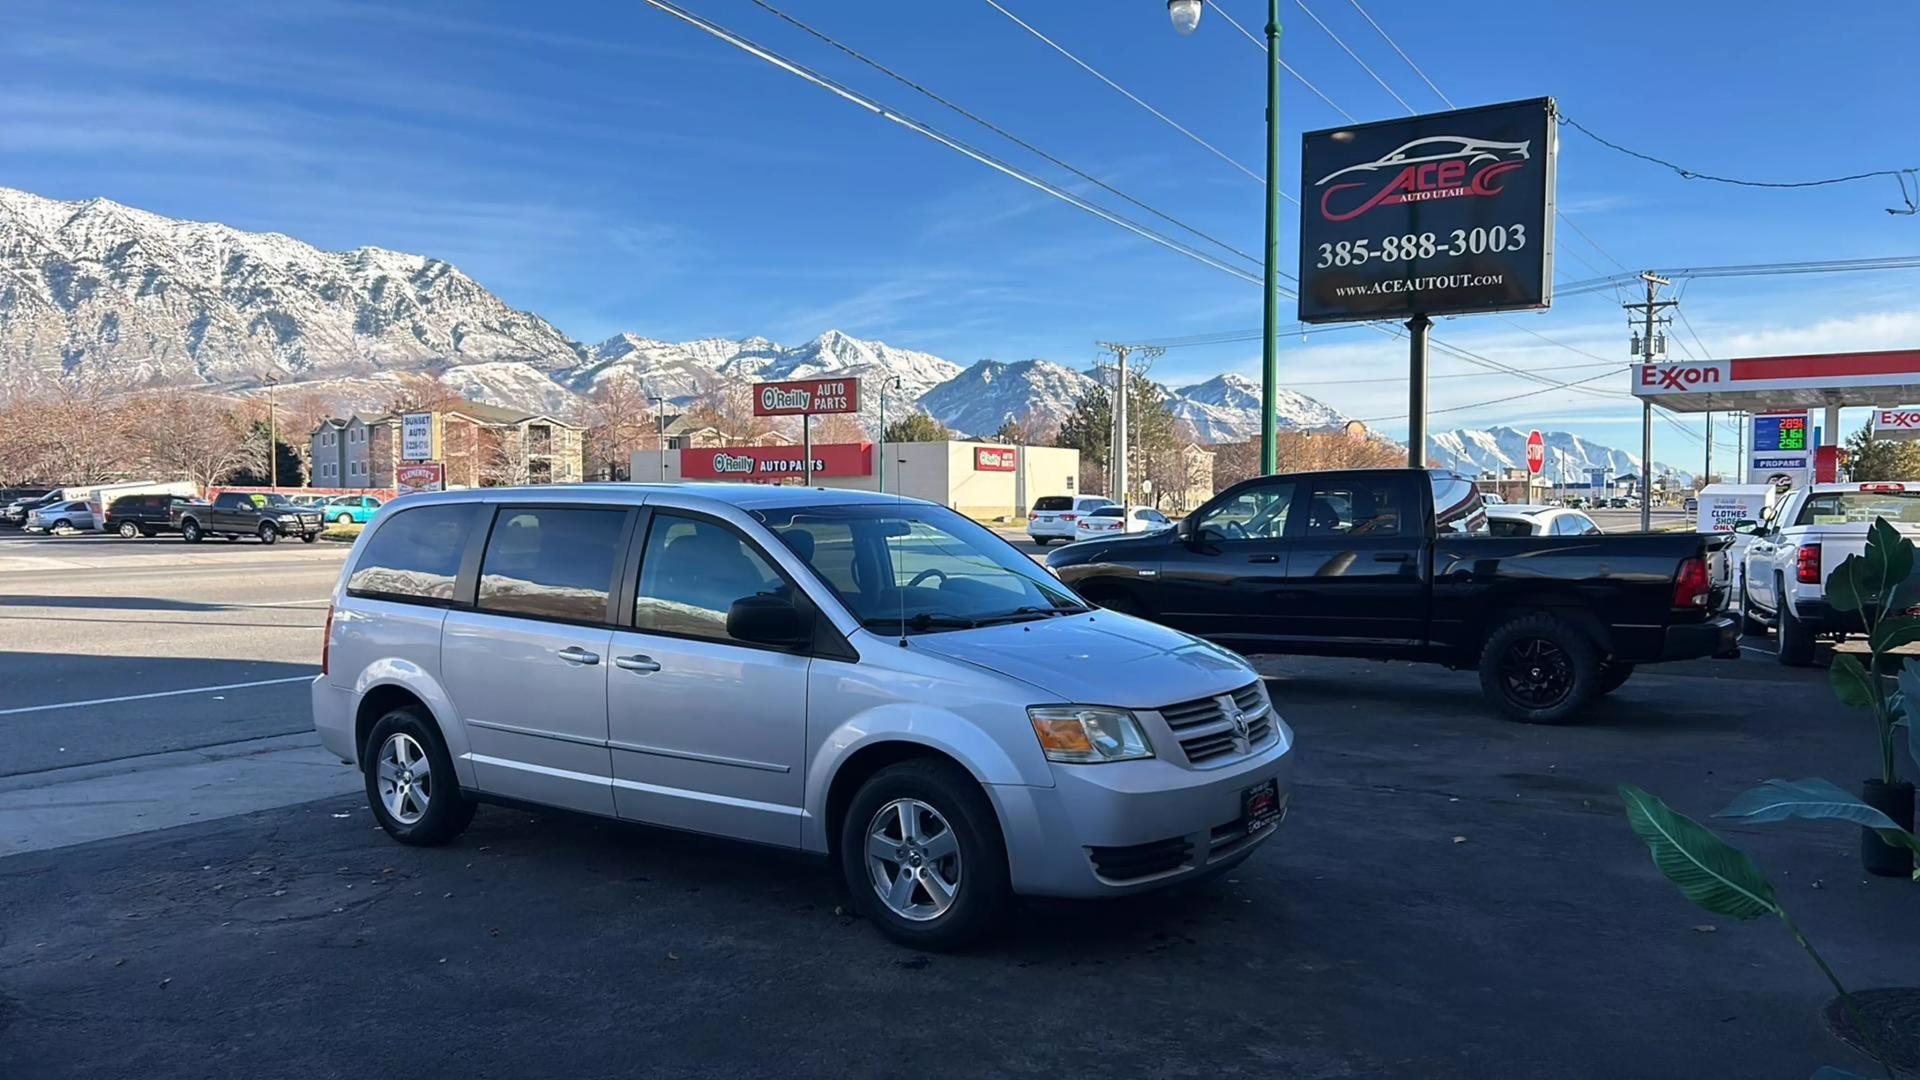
[1619,784,1779,920]
[1870,615,1920,654]
[1715,778,1903,829]
[1872,516,1912,591]
[1828,554,1867,614]
[1830,653,1877,709]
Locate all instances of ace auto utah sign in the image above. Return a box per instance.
[1299,98,1557,323]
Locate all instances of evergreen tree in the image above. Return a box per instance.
[884,411,950,443]
[1845,420,1920,481]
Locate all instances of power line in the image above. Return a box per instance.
[639,0,1280,291]
[977,0,1278,194]
[1357,366,1629,424]
[1558,256,1920,296]
[1201,3,1357,122]
[1342,0,1452,108]
[745,0,1262,271]
[1561,114,1920,215]
[1291,0,1414,114]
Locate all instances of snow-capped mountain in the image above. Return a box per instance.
[0,186,582,389]
[1168,373,1346,442]
[1427,426,1692,486]
[0,184,1356,441]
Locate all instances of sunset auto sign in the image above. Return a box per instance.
[752,378,860,416]
[1298,98,1556,323]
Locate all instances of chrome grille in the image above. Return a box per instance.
[1157,681,1272,766]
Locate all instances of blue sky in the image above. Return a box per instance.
[4,0,1916,468]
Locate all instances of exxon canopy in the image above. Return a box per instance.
[1631,349,1920,412]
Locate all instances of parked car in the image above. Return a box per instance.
[1564,496,1586,509]
[104,493,196,538]
[173,492,325,544]
[1478,492,1505,506]
[26,499,97,533]
[1683,496,1699,513]
[1073,504,1174,541]
[1483,504,1603,538]
[324,494,385,525]
[313,484,1295,948]
[1046,468,1739,724]
[1027,494,1116,545]
[287,494,333,507]
[1739,482,1920,665]
[2,491,62,528]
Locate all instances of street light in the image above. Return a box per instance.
[262,372,281,491]
[646,394,667,482]
[1171,0,1283,475]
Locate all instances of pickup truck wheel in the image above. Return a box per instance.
[1776,574,1816,667]
[117,521,139,539]
[1093,592,1151,620]
[363,708,477,846]
[257,523,279,545]
[181,520,202,543]
[335,512,354,525]
[1597,663,1634,695]
[1479,613,1601,724]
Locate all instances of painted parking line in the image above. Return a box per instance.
[0,675,316,717]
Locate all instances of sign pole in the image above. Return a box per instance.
[803,414,813,486]
[1406,314,1430,469]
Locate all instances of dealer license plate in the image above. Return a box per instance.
[1242,778,1281,830]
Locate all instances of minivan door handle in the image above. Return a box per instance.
[556,646,601,666]
[614,654,662,674]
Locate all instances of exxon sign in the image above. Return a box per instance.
[1631,361,1730,396]
[1875,407,1920,443]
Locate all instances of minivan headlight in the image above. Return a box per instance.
[1028,706,1153,763]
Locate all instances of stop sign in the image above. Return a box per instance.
[1525,430,1545,474]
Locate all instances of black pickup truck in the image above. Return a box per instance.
[1046,468,1737,723]
[173,492,324,544]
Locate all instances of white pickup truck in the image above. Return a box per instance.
[1740,482,1920,665]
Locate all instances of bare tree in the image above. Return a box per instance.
[809,412,867,445]
[126,390,261,492]
[383,371,462,416]
[684,378,782,445]
[28,381,137,484]
[581,377,658,481]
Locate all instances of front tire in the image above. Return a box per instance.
[1776,574,1815,667]
[300,531,319,543]
[117,521,139,539]
[363,708,476,846]
[51,519,71,534]
[839,759,1012,951]
[1478,612,1602,724]
[257,522,279,545]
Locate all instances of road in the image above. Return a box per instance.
[2,524,1912,1079]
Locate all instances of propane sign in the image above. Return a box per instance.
[1874,407,1920,442]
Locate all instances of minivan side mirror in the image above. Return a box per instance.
[726,594,811,649]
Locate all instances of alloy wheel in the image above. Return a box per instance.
[1500,637,1573,709]
[865,798,962,922]
[375,732,432,825]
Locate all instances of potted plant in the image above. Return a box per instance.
[1822,518,1919,876]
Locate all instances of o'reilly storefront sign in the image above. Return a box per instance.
[1298,98,1556,323]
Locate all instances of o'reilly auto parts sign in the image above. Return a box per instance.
[1298,98,1556,323]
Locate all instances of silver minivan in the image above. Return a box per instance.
[312,484,1295,947]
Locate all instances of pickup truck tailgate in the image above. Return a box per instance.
[1806,521,1920,584]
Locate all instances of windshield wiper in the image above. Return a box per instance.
[974,604,1089,626]
[860,612,980,633]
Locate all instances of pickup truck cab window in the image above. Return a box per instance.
[1301,475,1410,538]
[1194,480,1296,542]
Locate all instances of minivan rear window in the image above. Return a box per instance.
[347,504,478,603]
[1032,497,1073,513]
[477,507,626,623]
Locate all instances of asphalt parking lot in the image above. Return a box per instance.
[1,524,1912,1079]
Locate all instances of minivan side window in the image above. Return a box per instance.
[347,504,478,603]
[476,507,627,624]
[634,513,788,644]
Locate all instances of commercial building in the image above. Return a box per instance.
[311,400,584,490]
[633,439,1080,520]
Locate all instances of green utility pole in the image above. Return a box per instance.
[1259,0,1283,475]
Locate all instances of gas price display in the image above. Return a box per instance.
[1754,415,1808,452]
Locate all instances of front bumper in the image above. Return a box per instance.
[988,729,1295,899]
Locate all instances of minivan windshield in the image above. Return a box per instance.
[759,503,1087,633]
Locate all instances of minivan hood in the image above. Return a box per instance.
[903,613,1257,708]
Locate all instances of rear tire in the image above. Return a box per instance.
[181,519,203,543]
[336,512,354,525]
[1478,612,1602,724]
[839,758,1012,951]
[363,707,476,846]
[51,519,70,534]
[1030,537,1050,547]
[117,521,139,539]
[258,522,278,545]
[1776,574,1815,667]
